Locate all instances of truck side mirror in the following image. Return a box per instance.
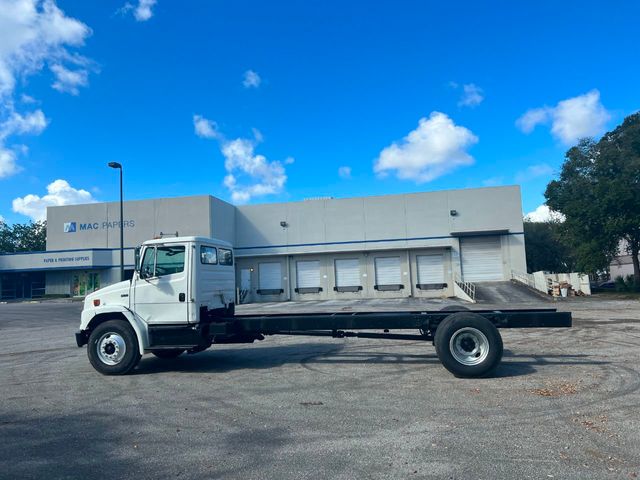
[140,265,153,279]
[134,247,141,272]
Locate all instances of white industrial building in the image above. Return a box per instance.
[0,186,527,302]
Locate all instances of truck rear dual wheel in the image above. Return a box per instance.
[87,320,141,375]
[434,312,503,378]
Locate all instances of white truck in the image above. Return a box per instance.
[76,236,572,377]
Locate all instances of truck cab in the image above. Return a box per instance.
[76,236,237,374]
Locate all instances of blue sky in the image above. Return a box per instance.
[1,0,639,224]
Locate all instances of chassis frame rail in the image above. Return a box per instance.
[210,308,572,338]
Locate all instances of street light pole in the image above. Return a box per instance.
[108,162,124,282]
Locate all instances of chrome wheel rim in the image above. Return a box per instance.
[97,332,127,365]
[449,327,489,366]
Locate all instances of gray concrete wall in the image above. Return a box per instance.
[210,197,236,244]
[234,186,525,257]
[46,195,214,250]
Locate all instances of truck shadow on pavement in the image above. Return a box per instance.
[132,343,608,379]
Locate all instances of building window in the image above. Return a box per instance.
[219,248,233,266]
[201,246,218,264]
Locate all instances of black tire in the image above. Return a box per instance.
[440,305,471,312]
[87,320,141,375]
[151,349,185,359]
[434,312,503,378]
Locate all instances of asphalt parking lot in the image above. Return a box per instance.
[1,296,639,479]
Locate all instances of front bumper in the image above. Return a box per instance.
[75,330,88,347]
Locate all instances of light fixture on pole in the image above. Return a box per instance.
[108,161,124,282]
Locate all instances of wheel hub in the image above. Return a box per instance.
[97,332,127,365]
[449,327,489,366]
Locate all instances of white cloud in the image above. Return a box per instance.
[12,178,95,221]
[0,147,19,177]
[0,0,91,97]
[51,63,88,95]
[458,83,484,107]
[1,109,47,137]
[516,90,611,145]
[524,204,565,223]
[514,163,554,183]
[374,112,478,183]
[0,0,92,177]
[118,0,157,21]
[0,109,47,177]
[134,0,156,21]
[242,70,261,88]
[20,93,37,103]
[194,115,289,203]
[338,166,352,179]
[193,114,219,139]
[221,138,287,203]
[515,107,549,134]
[482,176,503,187]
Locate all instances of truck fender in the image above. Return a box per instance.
[82,306,149,352]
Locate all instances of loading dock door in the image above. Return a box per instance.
[417,254,445,285]
[374,256,402,288]
[335,259,361,291]
[296,261,321,289]
[460,236,504,282]
[258,262,283,294]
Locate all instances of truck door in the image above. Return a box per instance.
[133,243,189,324]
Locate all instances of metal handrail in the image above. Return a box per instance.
[454,273,476,302]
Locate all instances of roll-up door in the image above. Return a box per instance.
[374,256,402,290]
[416,254,445,288]
[461,236,504,282]
[258,262,283,294]
[334,258,361,292]
[296,260,321,293]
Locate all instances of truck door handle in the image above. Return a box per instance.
[179,293,185,302]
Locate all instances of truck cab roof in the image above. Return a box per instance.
[141,236,233,248]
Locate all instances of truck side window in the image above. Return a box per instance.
[201,246,217,264]
[219,248,233,266]
[140,247,156,278]
[155,246,185,276]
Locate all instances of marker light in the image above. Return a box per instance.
[93,299,100,307]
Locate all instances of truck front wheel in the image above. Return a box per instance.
[87,320,141,375]
[434,312,503,378]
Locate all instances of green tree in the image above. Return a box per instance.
[12,221,47,252]
[523,219,575,273]
[0,220,47,253]
[0,220,14,253]
[545,112,640,284]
